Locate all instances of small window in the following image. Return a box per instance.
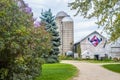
[88,38,90,41]
[100,38,102,41]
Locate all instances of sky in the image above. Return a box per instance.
[23,0,106,43]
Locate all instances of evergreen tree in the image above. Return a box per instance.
[40,9,61,63]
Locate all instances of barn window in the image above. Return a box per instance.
[88,38,90,41]
[100,38,102,41]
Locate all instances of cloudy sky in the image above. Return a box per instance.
[23,0,106,43]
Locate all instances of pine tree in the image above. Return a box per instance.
[40,9,61,63]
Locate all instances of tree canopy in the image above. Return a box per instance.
[69,0,120,41]
[0,0,51,79]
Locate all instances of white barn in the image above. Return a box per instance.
[74,31,107,59]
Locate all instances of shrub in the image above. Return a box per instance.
[59,55,74,60]
[59,55,67,60]
[0,0,51,80]
[113,57,120,62]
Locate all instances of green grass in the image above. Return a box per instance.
[36,63,78,80]
[82,59,115,63]
[103,64,120,73]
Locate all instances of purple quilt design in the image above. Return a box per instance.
[89,35,102,47]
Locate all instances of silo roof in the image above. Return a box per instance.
[56,11,68,18]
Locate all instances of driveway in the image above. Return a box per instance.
[61,60,120,80]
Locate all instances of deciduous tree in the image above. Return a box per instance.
[69,0,120,41]
[0,0,51,79]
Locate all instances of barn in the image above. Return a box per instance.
[74,31,107,60]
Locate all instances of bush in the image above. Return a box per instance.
[59,55,74,60]
[0,0,51,80]
[113,57,120,62]
[59,55,67,60]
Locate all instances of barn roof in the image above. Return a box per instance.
[74,31,106,45]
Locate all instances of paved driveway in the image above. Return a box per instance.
[61,60,120,80]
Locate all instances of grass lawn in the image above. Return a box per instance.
[103,64,120,73]
[82,59,115,63]
[36,63,78,80]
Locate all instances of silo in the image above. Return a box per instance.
[55,11,68,54]
[62,16,74,54]
[55,11,68,32]
[55,11,74,55]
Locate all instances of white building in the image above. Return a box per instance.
[74,31,107,59]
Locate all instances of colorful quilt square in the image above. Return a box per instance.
[90,35,101,47]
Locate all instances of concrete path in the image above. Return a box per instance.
[61,60,120,80]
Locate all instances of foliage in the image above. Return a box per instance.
[113,57,120,62]
[76,44,81,57]
[103,64,120,73]
[69,0,120,41]
[59,55,78,60]
[46,55,59,63]
[0,0,51,80]
[62,56,74,60]
[35,63,78,80]
[40,9,61,63]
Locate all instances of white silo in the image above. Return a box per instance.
[62,16,74,54]
[55,11,74,55]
